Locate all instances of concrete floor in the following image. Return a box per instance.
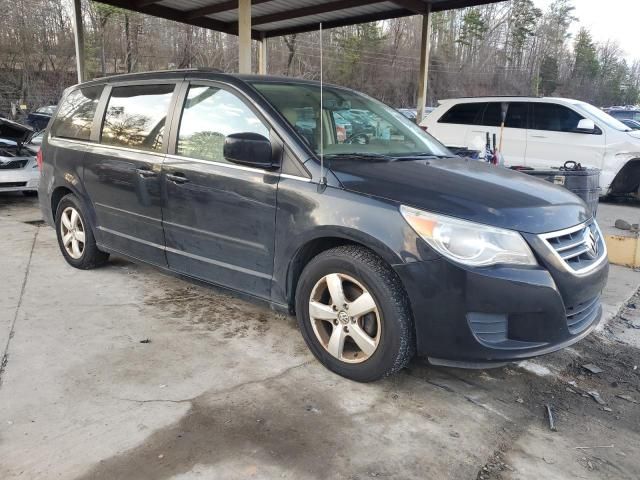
[1,193,639,480]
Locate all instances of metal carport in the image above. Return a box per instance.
[71,0,504,121]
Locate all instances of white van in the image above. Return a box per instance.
[421,97,640,195]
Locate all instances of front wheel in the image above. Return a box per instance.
[295,245,415,382]
[55,194,109,269]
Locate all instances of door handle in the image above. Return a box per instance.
[135,167,157,178]
[166,172,190,184]
[530,135,548,138]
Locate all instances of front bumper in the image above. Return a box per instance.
[394,254,609,364]
[0,167,40,192]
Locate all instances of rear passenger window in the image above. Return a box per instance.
[438,103,484,125]
[505,102,528,129]
[478,102,528,128]
[176,85,269,164]
[532,104,584,132]
[51,86,102,140]
[100,84,174,151]
[480,102,503,127]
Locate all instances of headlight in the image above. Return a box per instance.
[400,205,537,267]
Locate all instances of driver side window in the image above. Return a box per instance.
[177,85,269,163]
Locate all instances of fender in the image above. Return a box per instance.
[270,179,439,307]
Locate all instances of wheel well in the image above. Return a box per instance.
[287,237,369,313]
[51,187,73,218]
[610,158,640,195]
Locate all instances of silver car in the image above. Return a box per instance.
[0,119,40,195]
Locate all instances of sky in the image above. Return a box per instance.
[534,0,639,62]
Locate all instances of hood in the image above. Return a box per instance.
[329,157,591,234]
[0,118,34,147]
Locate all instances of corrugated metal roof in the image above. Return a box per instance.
[99,0,505,38]
[254,2,400,32]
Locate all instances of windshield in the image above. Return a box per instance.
[250,81,451,159]
[573,102,631,132]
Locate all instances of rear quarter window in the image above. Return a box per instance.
[438,103,484,125]
[50,86,103,140]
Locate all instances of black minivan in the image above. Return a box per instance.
[39,70,609,382]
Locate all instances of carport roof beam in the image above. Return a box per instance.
[93,0,506,39]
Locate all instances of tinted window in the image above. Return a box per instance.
[532,103,584,132]
[478,102,528,128]
[100,84,174,151]
[618,111,632,119]
[51,87,102,140]
[480,102,503,127]
[177,85,269,163]
[610,110,636,120]
[505,102,528,129]
[438,103,484,125]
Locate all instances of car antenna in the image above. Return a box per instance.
[318,22,327,192]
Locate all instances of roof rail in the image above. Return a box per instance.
[92,67,224,81]
[443,95,543,99]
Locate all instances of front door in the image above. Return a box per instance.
[83,82,177,266]
[161,83,278,299]
[526,102,606,170]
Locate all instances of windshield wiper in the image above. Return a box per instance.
[324,153,397,161]
[391,153,453,160]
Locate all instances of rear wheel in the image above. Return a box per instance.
[55,194,109,269]
[295,245,414,382]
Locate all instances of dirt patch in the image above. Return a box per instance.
[22,219,45,226]
[144,279,296,339]
[73,365,485,480]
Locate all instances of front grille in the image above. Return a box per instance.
[566,296,601,334]
[0,160,28,169]
[539,221,606,274]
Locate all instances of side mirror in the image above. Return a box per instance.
[576,119,596,133]
[223,132,276,169]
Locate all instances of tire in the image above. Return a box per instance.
[55,194,109,269]
[295,245,415,382]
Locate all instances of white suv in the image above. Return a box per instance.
[421,97,640,195]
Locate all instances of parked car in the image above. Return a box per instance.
[398,107,435,122]
[39,71,608,381]
[606,107,640,123]
[0,118,39,195]
[621,119,640,130]
[26,105,57,131]
[421,97,640,196]
[398,108,417,121]
[336,109,375,136]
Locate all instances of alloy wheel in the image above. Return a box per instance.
[60,206,86,259]
[309,273,381,363]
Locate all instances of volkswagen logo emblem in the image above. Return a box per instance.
[584,229,598,259]
[338,310,350,324]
